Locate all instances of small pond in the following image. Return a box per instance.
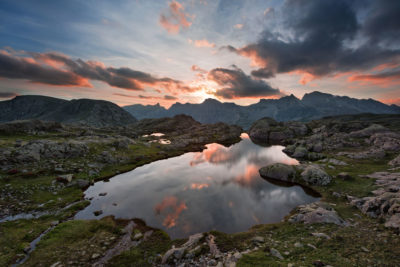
[75,133,318,238]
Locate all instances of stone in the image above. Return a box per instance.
[92,253,100,259]
[337,172,352,180]
[389,155,400,166]
[75,179,90,189]
[312,232,330,239]
[293,146,308,158]
[301,165,332,186]
[270,248,283,260]
[289,202,347,226]
[294,242,303,248]
[251,236,265,244]
[99,192,107,196]
[56,174,73,183]
[93,210,103,216]
[259,163,296,182]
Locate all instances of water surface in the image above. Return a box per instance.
[75,134,318,238]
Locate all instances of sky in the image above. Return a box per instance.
[0,0,399,107]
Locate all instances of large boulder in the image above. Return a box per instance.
[289,202,347,226]
[301,165,332,186]
[248,117,279,144]
[349,124,389,138]
[259,163,297,182]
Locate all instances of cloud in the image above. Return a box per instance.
[207,65,283,99]
[159,1,192,34]
[0,92,19,99]
[234,24,243,29]
[164,95,178,100]
[348,70,400,87]
[0,50,192,92]
[193,39,215,48]
[0,52,91,87]
[225,0,400,84]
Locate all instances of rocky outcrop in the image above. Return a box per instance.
[349,172,400,230]
[259,163,297,182]
[389,155,400,166]
[288,202,347,226]
[249,117,308,145]
[259,163,331,186]
[300,165,332,186]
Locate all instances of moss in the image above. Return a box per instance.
[108,229,172,266]
[0,218,54,266]
[24,217,122,266]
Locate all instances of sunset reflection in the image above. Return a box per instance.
[154,196,188,228]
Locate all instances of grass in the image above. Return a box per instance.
[24,217,122,266]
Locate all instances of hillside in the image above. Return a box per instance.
[0,95,137,127]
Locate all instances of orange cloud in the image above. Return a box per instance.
[380,97,400,106]
[234,24,243,29]
[190,183,209,190]
[159,1,192,34]
[193,39,216,48]
[154,196,187,228]
[348,71,400,88]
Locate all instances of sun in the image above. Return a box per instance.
[189,80,218,101]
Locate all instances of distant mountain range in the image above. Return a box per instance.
[124,91,400,128]
[0,95,137,127]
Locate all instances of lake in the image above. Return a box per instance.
[75,133,318,238]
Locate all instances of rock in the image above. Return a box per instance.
[133,233,143,240]
[293,146,308,158]
[233,252,242,260]
[294,242,303,248]
[270,248,284,260]
[337,172,352,180]
[259,163,296,182]
[349,124,388,138]
[301,165,332,186]
[312,232,330,239]
[162,233,204,264]
[93,210,103,216]
[313,260,326,266]
[56,174,73,183]
[92,253,100,259]
[312,142,323,153]
[99,192,107,196]
[307,243,317,249]
[75,179,90,189]
[361,246,369,252]
[23,245,31,253]
[251,236,265,244]
[50,220,59,226]
[389,155,400,166]
[289,202,347,226]
[249,117,279,144]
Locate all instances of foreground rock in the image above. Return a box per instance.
[288,202,347,226]
[300,165,332,186]
[259,163,297,182]
[249,117,308,145]
[259,163,331,186]
[349,172,400,230]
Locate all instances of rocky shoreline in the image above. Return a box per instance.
[1,114,400,266]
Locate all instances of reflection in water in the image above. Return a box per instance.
[75,135,318,239]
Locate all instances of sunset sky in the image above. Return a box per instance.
[0,0,399,107]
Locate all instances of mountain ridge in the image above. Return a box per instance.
[123,91,400,128]
[0,95,137,127]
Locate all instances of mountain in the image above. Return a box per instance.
[123,103,167,120]
[123,91,400,129]
[0,95,137,127]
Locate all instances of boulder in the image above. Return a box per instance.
[289,202,347,226]
[259,163,297,182]
[292,146,308,158]
[389,155,400,166]
[349,124,388,138]
[56,174,73,183]
[301,165,331,186]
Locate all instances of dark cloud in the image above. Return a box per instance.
[0,51,190,92]
[207,66,282,99]
[0,92,19,99]
[363,0,400,45]
[226,0,400,80]
[0,52,89,87]
[164,95,178,100]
